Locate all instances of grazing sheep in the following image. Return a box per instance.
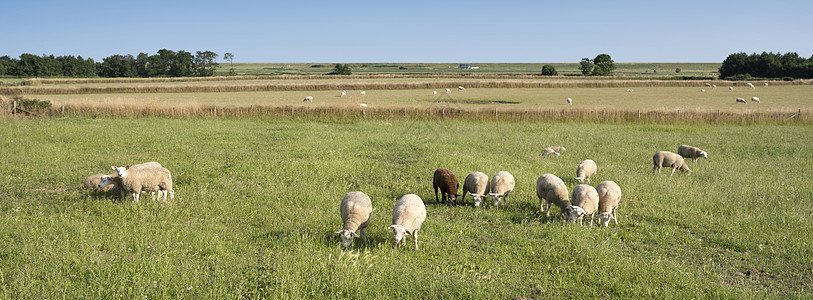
[736,97,747,104]
[700,89,705,92]
[564,184,599,225]
[462,172,490,207]
[83,173,117,192]
[652,151,692,176]
[541,147,560,157]
[303,96,313,102]
[567,98,572,105]
[537,174,570,217]
[335,191,373,249]
[99,162,164,199]
[729,86,734,91]
[488,171,515,207]
[458,86,465,91]
[705,83,711,87]
[433,168,460,205]
[340,90,346,97]
[548,146,566,153]
[764,83,768,87]
[445,88,451,93]
[625,89,633,92]
[677,145,709,163]
[390,194,427,250]
[359,103,368,108]
[110,165,174,202]
[596,181,622,227]
[712,84,717,89]
[433,90,437,96]
[360,91,366,96]
[575,159,598,183]
[751,97,760,103]
[746,82,755,89]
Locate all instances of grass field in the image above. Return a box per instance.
[0,117,811,298]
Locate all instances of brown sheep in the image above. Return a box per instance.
[433,168,459,205]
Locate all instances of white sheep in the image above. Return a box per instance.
[736,97,747,104]
[109,165,174,202]
[335,191,372,249]
[433,90,437,96]
[575,159,597,183]
[99,162,163,199]
[536,174,570,217]
[746,82,755,89]
[389,194,427,250]
[359,103,368,108]
[548,146,566,153]
[458,86,465,91]
[625,89,633,92]
[303,96,313,102]
[712,84,717,89]
[564,184,599,225]
[445,88,451,93]
[488,171,515,207]
[700,89,705,92]
[705,83,711,87]
[653,151,692,176]
[751,97,760,103]
[596,181,622,227]
[360,91,366,96]
[729,86,734,91]
[677,145,708,163]
[462,172,490,207]
[541,147,560,157]
[567,98,572,105]
[340,90,347,97]
[763,83,768,87]
[83,173,117,192]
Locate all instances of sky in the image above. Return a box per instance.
[2,0,812,63]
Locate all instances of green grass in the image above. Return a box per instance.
[0,117,811,298]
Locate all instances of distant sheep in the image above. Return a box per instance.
[433,90,437,96]
[548,146,566,153]
[763,83,768,87]
[84,173,117,192]
[677,145,708,163]
[700,89,705,92]
[445,88,451,93]
[596,181,622,227]
[652,151,692,176]
[433,168,459,205]
[567,98,572,105]
[751,97,760,103]
[488,171,515,207]
[564,184,599,225]
[359,103,368,108]
[746,82,755,89]
[462,172,490,207]
[541,147,560,157]
[729,86,734,91]
[575,159,597,183]
[98,162,163,200]
[390,194,427,250]
[458,86,465,91]
[625,89,633,92]
[340,90,346,97]
[536,174,570,217]
[736,97,747,104]
[109,165,174,202]
[705,83,711,87]
[712,84,717,89]
[360,91,366,96]
[303,96,313,102]
[335,191,372,249]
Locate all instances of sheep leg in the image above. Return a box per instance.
[612,209,618,225]
[670,168,677,176]
[413,229,419,250]
[545,202,551,217]
[434,186,439,203]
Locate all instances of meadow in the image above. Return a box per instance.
[0,116,811,299]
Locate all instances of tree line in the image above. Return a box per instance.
[0,49,220,78]
[719,52,813,79]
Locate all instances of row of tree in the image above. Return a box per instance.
[718,52,813,79]
[540,54,617,76]
[0,49,223,78]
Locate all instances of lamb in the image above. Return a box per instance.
[360,91,366,96]
[335,191,373,249]
[99,162,163,199]
[751,97,760,103]
[489,171,515,207]
[458,86,465,91]
[462,172,490,207]
[83,173,117,192]
[389,194,427,250]
[575,159,597,183]
[541,147,560,157]
[596,181,622,227]
[736,97,747,104]
[109,165,174,202]
[433,168,459,205]
[566,98,572,105]
[652,151,692,176]
[564,184,599,225]
[677,145,709,163]
[536,174,570,217]
[303,96,313,102]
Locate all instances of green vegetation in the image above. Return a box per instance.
[719,52,813,79]
[540,64,558,76]
[330,63,353,75]
[0,117,811,298]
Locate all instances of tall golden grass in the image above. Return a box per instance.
[9,101,805,124]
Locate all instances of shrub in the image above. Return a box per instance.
[540,64,558,76]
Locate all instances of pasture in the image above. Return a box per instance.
[0,116,811,298]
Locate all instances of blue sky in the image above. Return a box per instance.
[2,0,811,63]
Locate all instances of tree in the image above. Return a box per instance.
[579,58,594,75]
[330,63,352,75]
[223,52,235,75]
[591,54,616,76]
[170,50,194,77]
[194,51,218,77]
[675,68,681,73]
[540,64,558,76]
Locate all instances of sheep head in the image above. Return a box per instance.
[564,206,587,222]
[598,212,613,227]
[470,193,485,207]
[576,176,586,183]
[98,175,115,189]
[700,151,708,159]
[111,166,129,177]
[489,193,504,207]
[334,230,360,248]
[388,225,411,246]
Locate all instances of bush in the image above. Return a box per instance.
[329,64,352,75]
[16,97,51,112]
[675,68,681,73]
[540,65,558,76]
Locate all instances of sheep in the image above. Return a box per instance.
[335,191,372,248]
[700,89,705,92]
[705,83,711,87]
[83,173,117,192]
[751,97,760,103]
[652,151,692,176]
[575,159,598,183]
[433,90,437,96]
[360,91,366,96]
[596,181,622,227]
[458,86,465,91]
[340,90,346,97]
[462,172,490,207]
[746,82,755,89]
[109,165,174,202]
[736,97,747,104]
[548,146,566,153]
[489,171,515,207]
[567,98,572,105]
[729,86,734,91]
[536,174,570,217]
[764,82,768,87]
[677,145,709,163]
[445,88,451,93]
[99,162,163,199]
[433,168,459,205]
[625,89,633,92]
[389,194,427,250]
[564,184,599,225]
[303,96,313,102]
[359,103,368,108]
[541,147,560,157]
[712,84,717,89]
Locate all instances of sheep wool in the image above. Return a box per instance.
[596,181,622,227]
[336,191,373,249]
[489,171,515,207]
[111,165,174,202]
[536,174,570,217]
[390,194,427,250]
[462,172,490,207]
[653,151,692,176]
[575,159,598,183]
[565,184,599,225]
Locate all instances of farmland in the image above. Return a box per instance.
[1,73,812,298]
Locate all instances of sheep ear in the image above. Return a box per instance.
[334,230,344,234]
[404,230,411,235]
[350,231,360,238]
[125,165,130,170]
[111,166,117,171]
[388,225,397,230]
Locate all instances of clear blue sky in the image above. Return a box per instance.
[2,0,811,63]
